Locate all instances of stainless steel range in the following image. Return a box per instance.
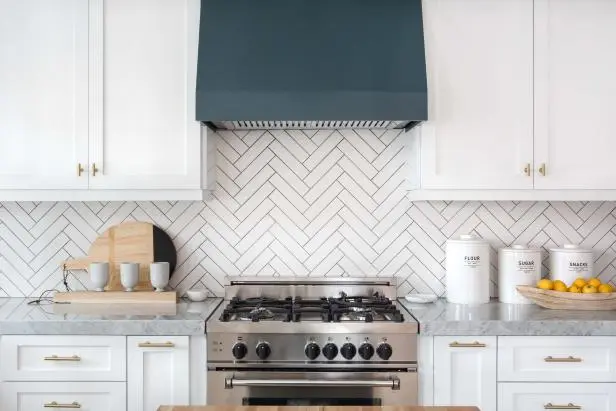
[206,277,418,406]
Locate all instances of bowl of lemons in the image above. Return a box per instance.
[517,277,616,310]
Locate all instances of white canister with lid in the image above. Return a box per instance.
[446,234,490,304]
[498,245,542,304]
[549,244,594,286]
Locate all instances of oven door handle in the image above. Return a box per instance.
[225,377,401,390]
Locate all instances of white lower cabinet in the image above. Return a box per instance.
[127,336,189,411]
[1,381,126,411]
[0,335,126,382]
[433,336,497,411]
[498,383,616,411]
[499,336,616,382]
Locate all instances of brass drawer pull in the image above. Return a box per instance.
[44,401,82,408]
[544,403,581,410]
[91,163,99,177]
[539,163,546,176]
[44,355,81,362]
[524,163,531,176]
[138,341,175,348]
[77,163,84,177]
[449,341,486,348]
[544,356,582,363]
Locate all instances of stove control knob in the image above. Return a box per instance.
[376,343,393,360]
[304,343,321,360]
[231,342,248,360]
[341,343,357,360]
[322,343,338,360]
[358,343,375,360]
[255,342,271,360]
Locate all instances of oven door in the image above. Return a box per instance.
[207,370,417,405]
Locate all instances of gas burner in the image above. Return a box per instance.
[219,293,404,323]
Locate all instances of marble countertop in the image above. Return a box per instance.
[0,297,222,335]
[399,298,616,336]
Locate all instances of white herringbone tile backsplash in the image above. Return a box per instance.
[1,128,616,297]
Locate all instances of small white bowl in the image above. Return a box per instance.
[404,294,438,304]
[186,289,208,302]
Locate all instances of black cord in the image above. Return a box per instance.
[28,267,74,305]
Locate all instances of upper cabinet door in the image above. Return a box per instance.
[420,0,534,190]
[88,0,202,189]
[534,0,616,189]
[0,0,89,189]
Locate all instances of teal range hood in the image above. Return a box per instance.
[196,0,427,130]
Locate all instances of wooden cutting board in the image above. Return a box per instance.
[62,222,177,291]
[157,407,480,411]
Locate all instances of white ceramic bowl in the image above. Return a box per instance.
[186,289,208,302]
[404,294,438,304]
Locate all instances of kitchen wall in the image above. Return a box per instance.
[1,128,615,298]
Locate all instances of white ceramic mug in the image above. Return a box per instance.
[120,262,139,292]
[150,262,170,292]
[89,262,109,292]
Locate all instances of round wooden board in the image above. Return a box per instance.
[63,222,177,291]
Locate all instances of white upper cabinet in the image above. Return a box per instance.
[88,0,202,190]
[419,0,534,190]
[534,0,616,190]
[0,0,89,189]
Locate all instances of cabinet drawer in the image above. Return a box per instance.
[1,382,126,411]
[498,383,615,411]
[498,336,616,382]
[0,336,126,381]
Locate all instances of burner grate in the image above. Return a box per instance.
[219,292,404,323]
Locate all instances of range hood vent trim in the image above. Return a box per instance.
[205,120,420,131]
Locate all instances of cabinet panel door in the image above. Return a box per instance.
[1,382,126,411]
[127,336,189,411]
[0,0,88,189]
[420,0,534,190]
[89,0,201,189]
[434,336,497,411]
[499,383,615,411]
[498,336,616,382]
[534,0,616,189]
[0,335,126,382]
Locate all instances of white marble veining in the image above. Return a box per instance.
[400,299,616,336]
[0,297,222,335]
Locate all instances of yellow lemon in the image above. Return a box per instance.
[598,284,614,293]
[588,277,602,288]
[573,278,587,288]
[553,281,568,292]
[537,279,554,290]
[582,284,598,294]
[568,285,582,293]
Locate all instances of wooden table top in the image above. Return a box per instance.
[158,406,480,411]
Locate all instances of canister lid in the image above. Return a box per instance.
[499,244,541,254]
[447,234,489,245]
[549,244,593,254]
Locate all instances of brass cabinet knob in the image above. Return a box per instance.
[77,163,84,177]
[523,163,531,176]
[91,163,99,177]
